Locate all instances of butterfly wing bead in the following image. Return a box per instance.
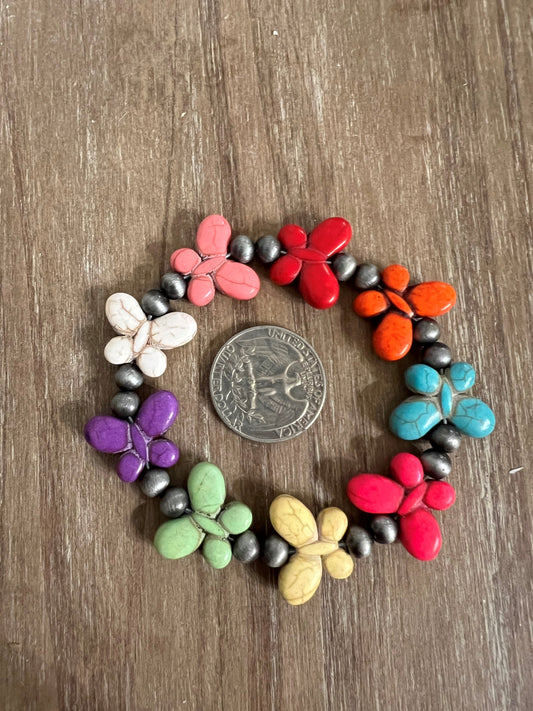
[307,217,352,257]
[451,397,496,438]
[269,494,318,548]
[214,261,261,301]
[399,508,442,561]
[154,516,205,560]
[105,293,146,335]
[372,312,413,361]
[277,553,323,606]
[196,214,232,256]
[347,473,404,513]
[406,281,456,318]
[150,312,197,349]
[135,391,179,437]
[389,397,442,440]
[187,462,227,516]
[84,416,130,454]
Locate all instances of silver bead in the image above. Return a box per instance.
[160,272,187,300]
[420,449,452,479]
[141,289,169,317]
[115,363,144,391]
[331,253,357,282]
[232,530,260,563]
[370,515,398,544]
[229,235,254,264]
[111,391,140,419]
[354,263,380,290]
[428,423,462,452]
[255,235,281,264]
[160,487,189,518]
[346,525,373,558]
[413,318,440,344]
[422,342,452,370]
[139,468,170,497]
[262,534,289,567]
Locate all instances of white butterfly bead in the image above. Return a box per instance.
[103,293,197,378]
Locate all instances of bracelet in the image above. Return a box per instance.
[84,214,496,606]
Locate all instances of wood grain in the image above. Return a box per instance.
[1,1,532,709]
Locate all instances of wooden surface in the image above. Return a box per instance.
[1,1,532,709]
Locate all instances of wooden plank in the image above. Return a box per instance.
[1,0,532,708]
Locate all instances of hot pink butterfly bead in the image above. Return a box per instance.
[170,214,261,306]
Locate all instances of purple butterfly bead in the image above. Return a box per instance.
[85,390,180,482]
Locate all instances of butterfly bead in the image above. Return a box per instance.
[347,453,456,560]
[85,390,180,483]
[154,462,253,569]
[269,495,354,605]
[170,214,261,306]
[353,264,456,360]
[389,361,496,441]
[269,217,353,309]
[104,293,197,378]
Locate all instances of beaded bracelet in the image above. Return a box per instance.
[85,215,496,606]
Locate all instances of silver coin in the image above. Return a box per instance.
[210,326,326,443]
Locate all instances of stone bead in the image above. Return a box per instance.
[413,318,440,344]
[423,481,456,510]
[159,486,189,518]
[331,253,357,282]
[397,482,428,516]
[202,535,233,569]
[262,534,289,568]
[140,289,170,317]
[269,494,317,548]
[114,363,144,391]
[139,468,170,497]
[422,342,452,370]
[218,501,253,535]
[353,263,380,290]
[160,272,187,300]
[428,422,462,452]
[278,554,321,605]
[345,525,373,558]
[232,530,260,563]
[420,449,452,480]
[255,235,281,264]
[187,462,226,515]
[389,452,424,489]
[323,548,354,579]
[111,391,140,419]
[316,507,349,542]
[399,508,442,560]
[229,235,254,264]
[370,515,398,544]
[154,516,204,560]
[347,473,404,514]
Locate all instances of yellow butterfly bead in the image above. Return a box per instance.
[269,495,354,605]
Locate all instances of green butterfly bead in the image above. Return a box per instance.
[153,461,253,569]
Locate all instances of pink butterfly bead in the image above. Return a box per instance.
[170,214,261,306]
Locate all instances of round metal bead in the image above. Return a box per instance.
[160,272,187,300]
[229,235,254,264]
[255,235,281,264]
[139,468,170,497]
[422,342,452,370]
[354,263,380,290]
[331,253,357,282]
[159,487,189,518]
[262,534,289,568]
[232,530,260,563]
[413,318,441,344]
[345,525,373,558]
[428,423,462,453]
[114,363,144,391]
[420,449,452,480]
[140,289,170,317]
[370,515,398,544]
[111,391,140,419]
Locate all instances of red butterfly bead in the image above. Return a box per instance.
[353,264,456,360]
[347,452,456,561]
[270,218,352,309]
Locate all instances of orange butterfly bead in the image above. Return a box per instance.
[353,264,456,361]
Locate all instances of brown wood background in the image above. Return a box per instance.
[1,1,532,709]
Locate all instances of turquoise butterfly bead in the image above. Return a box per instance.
[390,362,495,441]
[154,462,253,569]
